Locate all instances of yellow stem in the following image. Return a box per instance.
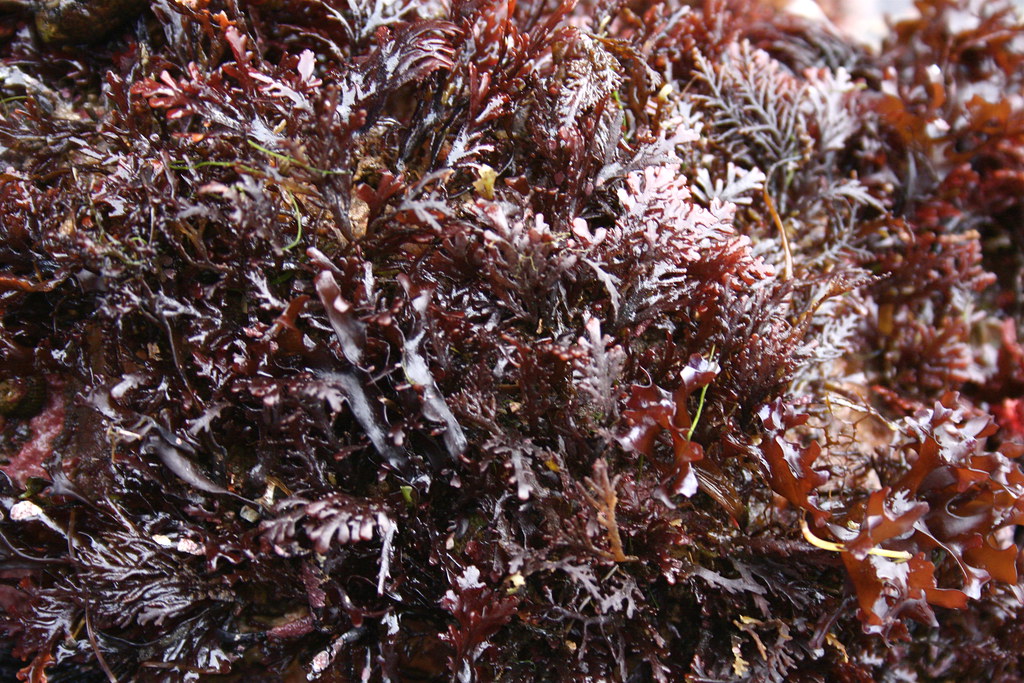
[763,187,793,281]
[800,517,912,561]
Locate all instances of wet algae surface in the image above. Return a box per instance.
[2,0,1024,680]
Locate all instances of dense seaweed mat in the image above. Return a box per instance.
[2,0,1024,679]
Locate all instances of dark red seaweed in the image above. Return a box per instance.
[2,0,1024,680]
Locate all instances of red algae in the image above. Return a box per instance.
[1,0,1024,680]
[0,381,64,488]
